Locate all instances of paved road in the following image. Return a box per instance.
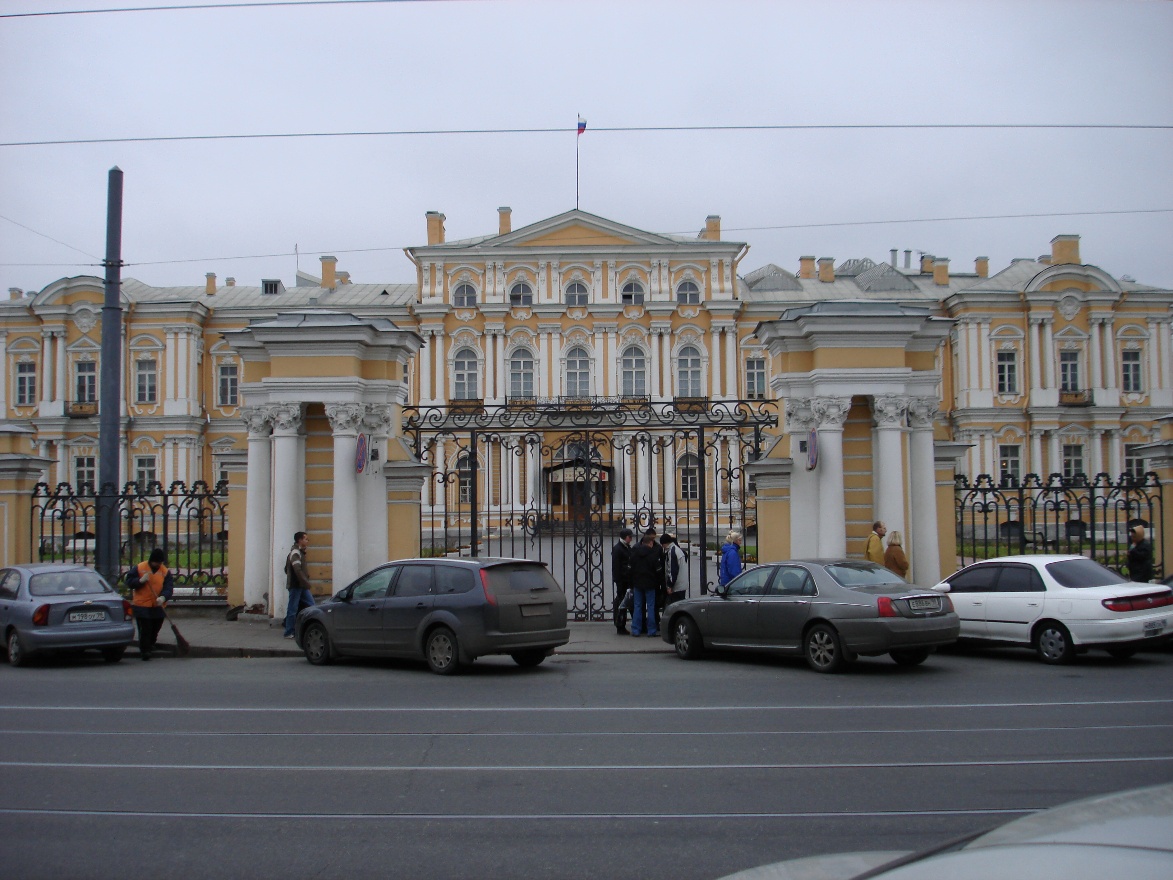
[1,645,1171,880]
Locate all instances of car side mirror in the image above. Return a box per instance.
[335,588,352,602]
[711,584,727,598]
[932,583,950,593]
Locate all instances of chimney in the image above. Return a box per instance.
[9,287,23,300]
[320,255,337,290]
[1051,234,1080,266]
[426,211,446,245]
[226,277,236,287]
[700,215,721,241]
[975,256,989,278]
[903,249,911,269]
[205,273,216,295]
[337,271,350,285]
[798,256,816,279]
[933,258,950,286]
[890,249,898,267]
[920,253,934,274]
[498,207,511,235]
[818,258,835,283]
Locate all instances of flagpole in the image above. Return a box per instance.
[576,119,580,210]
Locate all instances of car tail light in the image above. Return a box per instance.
[32,604,51,626]
[480,569,497,606]
[877,596,898,617]
[122,599,133,621]
[941,595,955,613]
[1103,592,1173,613]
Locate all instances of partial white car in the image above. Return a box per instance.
[931,555,1171,663]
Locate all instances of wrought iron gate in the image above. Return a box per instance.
[955,472,1163,577]
[404,399,778,621]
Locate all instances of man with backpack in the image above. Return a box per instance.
[661,533,688,607]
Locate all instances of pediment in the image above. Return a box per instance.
[481,210,686,250]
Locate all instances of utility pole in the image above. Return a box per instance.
[96,167,123,586]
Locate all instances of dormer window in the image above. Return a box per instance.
[261,279,283,295]
[565,281,588,307]
[621,281,644,305]
[509,282,533,307]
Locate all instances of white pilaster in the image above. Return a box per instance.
[1043,320,1056,389]
[812,396,850,557]
[358,404,393,573]
[908,398,941,585]
[269,403,304,620]
[241,406,273,609]
[327,403,364,594]
[40,331,52,407]
[871,395,909,542]
[420,330,432,403]
[1029,318,1043,394]
[1091,429,1104,477]
[724,327,737,399]
[710,328,722,399]
[53,331,65,403]
[650,330,662,399]
[1090,319,1104,389]
[1030,429,1044,478]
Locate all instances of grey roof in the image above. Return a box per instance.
[247,311,405,332]
[855,262,919,293]
[119,278,417,309]
[743,263,803,292]
[779,301,936,320]
[834,257,877,276]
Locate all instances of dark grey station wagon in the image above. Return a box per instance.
[295,557,570,674]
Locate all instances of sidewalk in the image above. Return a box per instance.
[141,606,673,659]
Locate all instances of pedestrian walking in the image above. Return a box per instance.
[283,531,316,638]
[126,547,174,661]
[661,533,688,606]
[884,529,909,579]
[864,521,887,565]
[629,530,664,636]
[718,530,743,588]
[611,527,635,634]
[1127,525,1154,583]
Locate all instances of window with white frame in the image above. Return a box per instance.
[75,456,96,494]
[998,444,1021,483]
[996,350,1018,394]
[1121,349,1143,393]
[564,346,591,398]
[679,453,699,500]
[676,346,703,397]
[1062,444,1084,479]
[75,360,96,403]
[676,280,700,305]
[135,455,158,490]
[134,359,157,404]
[218,363,239,406]
[621,346,646,397]
[509,349,535,398]
[16,361,36,405]
[455,454,472,504]
[453,283,477,308]
[509,282,533,307]
[745,358,767,399]
[453,349,479,400]
[1124,444,1146,480]
[1059,350,1080,391]
[621,281,644,306]
[565,281,588,307]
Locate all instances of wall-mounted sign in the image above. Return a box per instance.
[355,433,368,474]
[806,430,819,470]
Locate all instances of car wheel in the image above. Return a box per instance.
[1107,646,1138,661]
[102,646,126,664]
[7,630,28,667]
[1034,621,1075,665]
[511,649,548,668]
[805,623,848,673]
[302,622,334,666]
[425,627,462,675]
[890,648,931,667]
[672,616,703,660]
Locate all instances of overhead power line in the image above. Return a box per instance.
[0,213,101,260]
[2,122,1170,149]
[0,0,433,19]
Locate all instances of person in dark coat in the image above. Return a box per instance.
[611,528,635,634]
[126,547,174,661]
[628,531,664,637]
[1127,525,1154,583]
[661,533,688,606]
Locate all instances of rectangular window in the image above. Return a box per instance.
[75,361,97,403]
[998,444,1021,483]
[745,358,767,399]
[621,352,646,397]
[16,362,36,405]
[996,351,1018,394]
[218,363,239,406]
[1062,444,1084,480]
[75,456,96,494]
[135,455,157,490]
[1124,444,1146,480]
[1059,351,1080,392]
[680,466,699,500]
[1121,350,1143,393]
[135,359,157,404]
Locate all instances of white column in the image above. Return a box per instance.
[483,335,495,403]
[538,333,549,399]
[358,404,392,573]
[1029,318,1043,394]
[908,398,941,585]
[1090,319,1104,389]
[269,404,303,620]
[725,327,737,399]
[1149,320,1163,390]
[327,403,364,594]
[812,397,850,557]
[1043,320,1056,389]
[54,331,66,402]
[165,329,177,402]
[954,326,969,396]
[592,330,604,397]
[871,395,909,542]
[1090,430,1104,477]
[1159,321,1172,390]
[550,334,562,397]
[605,327,618,396]
[967,320,979,403]
[420,330,432,403]
[496,332,507,403]
[241,407,273,609]
[1102,320,1117,390]
[40,332,52,406]
[176,438,189,486]
[650,330,662,399]
[710,328,721,399]
[978,320,991,391]
[1047,431,1061,477]
[1109,429,1123,476]
[433,333,445,402]
[1030,430,1044,478]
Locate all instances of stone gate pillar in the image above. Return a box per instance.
[0,426,52,567]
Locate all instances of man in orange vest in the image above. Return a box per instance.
[126,547,175,661]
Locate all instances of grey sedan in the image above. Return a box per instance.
[661,560,960,672]
[0,563,135,666]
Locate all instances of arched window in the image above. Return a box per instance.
[565,346,591,398]
[509,282,533,307]
[621,281,645,306]
[679,453,700,500]
[677,345,703,397]
[509,348,535,399]
[676,280,700,305]
[565,281,588,307]
[621,346,646,397]
[453,283,477,308]
[453,348,479,400]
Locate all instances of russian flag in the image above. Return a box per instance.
[577,116,587,136]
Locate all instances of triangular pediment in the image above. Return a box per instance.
[454,210,693,251]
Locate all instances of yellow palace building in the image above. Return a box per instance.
[1,209,1169,619]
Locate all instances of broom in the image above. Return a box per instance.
[160,604,191,656]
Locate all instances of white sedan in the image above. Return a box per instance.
[932,555,1171,663]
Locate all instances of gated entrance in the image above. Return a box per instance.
[404,399,779,621]
[955,472,1164,577]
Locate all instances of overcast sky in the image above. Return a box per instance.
[1,0,1171,296]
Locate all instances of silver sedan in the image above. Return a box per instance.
[660,559,960,672]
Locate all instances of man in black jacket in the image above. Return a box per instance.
[629,530,665,637]
[1128,525,1154,583]
[611,528,634,634]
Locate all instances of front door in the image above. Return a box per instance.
[329,565,399,653]
[704,566,774,645]
[943,564,1000,637]
[983,563,1045,644]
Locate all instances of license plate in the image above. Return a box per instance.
[1143,618,1167,636]
[909,598,938,611]
[68,610,106,623]
[520,604,551,617]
